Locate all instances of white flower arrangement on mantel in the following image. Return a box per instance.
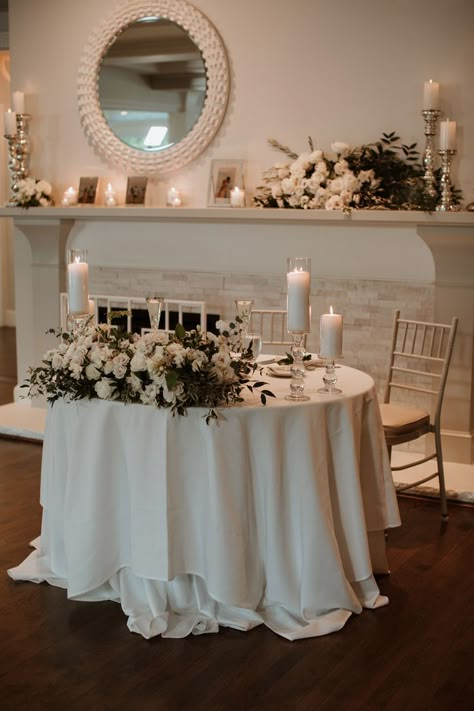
[254,133,462,212]
[12,177,54,208]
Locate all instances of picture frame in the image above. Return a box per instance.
[77,177,99,205]
[125,176,148,205]
[207,159,245,207]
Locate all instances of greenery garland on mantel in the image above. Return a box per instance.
[253,133,462,212]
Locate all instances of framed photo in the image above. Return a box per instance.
[126,176,148,205]
[208,159,245,207]
[77,177,98,204]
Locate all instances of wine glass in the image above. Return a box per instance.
[146,296,164,330]
[243,333,262,362]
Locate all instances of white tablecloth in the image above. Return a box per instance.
[9,364,401,640]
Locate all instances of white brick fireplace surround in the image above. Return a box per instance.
[2,206,473,466]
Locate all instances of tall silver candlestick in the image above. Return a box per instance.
[4,113,31,205]
[421,109,440,199]
[436,149,457,212]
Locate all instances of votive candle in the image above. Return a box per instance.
[61,186,77,206]
[439,118,456,150]
[67,250,89,315]
[104,183,117,207]
[230,186,245,207]
[287,258,311,333]
[167,186,182,207]
[423,80,439,110]
[319,306,343,358]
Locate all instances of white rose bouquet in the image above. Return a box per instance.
[24,319,274,423]
[13,177,54,208]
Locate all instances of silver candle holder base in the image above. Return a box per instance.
[421,109,441,199]
[436,149,458,212]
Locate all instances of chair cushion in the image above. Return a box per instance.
[380,402,430,435]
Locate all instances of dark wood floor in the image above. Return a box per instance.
[1,327,473,710]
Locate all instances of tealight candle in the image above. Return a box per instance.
[230,186,245,207]
[4,109,17,136]
[61,186,77,206]
[104,183,117,207]
[319,306,343,358]
[67,250,89,315]
[287,259,311,333]
[167,186,182,207]
[423,80,439,110]
[439,118,456,150]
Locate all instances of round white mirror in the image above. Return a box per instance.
[78,0,229,174]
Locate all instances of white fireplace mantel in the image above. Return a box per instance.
[1,206,474,463]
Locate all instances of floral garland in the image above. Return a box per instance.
[24,319,274,423]
[254,133,461,212]
[12,177,54,208]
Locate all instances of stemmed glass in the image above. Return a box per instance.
[243,333,262,362]
[146,296,164,330]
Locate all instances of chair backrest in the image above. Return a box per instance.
[60,293,207,333]
[384,310,458,426]
[249,309,292,346]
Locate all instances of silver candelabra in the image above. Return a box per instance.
[4,113,31,206]
[421,109,440,199]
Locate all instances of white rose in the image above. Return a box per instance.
[94,378,115,399]
[36,180,52,196]
[325,195,345,210]
[331,142,349,156]
[271,183,283,198]
[329,177,343,194]
[281,177,295,194]
[334,159,349,176]
[85,363,101,380]
[130,350,147,372]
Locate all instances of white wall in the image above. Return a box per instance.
[7,0,474,208]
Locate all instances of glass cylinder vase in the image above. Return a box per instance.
[67,249,89,317]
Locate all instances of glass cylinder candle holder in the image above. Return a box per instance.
[287,257,311,334]
[146,295,164,330]
[285,332,310,401]
[67,249,89,317]
[318,358,342,394]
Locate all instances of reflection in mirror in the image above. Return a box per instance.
[99,17,206,152]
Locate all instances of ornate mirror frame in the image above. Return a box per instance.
[77,0,230,174]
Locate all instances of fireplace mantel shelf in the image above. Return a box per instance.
[1,205,474,227]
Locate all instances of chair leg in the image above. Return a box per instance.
[435,428,448,521]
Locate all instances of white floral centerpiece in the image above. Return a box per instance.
[254,133,460,212]
[24,319,274,423]
[12,177,54,208]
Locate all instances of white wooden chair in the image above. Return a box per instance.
[249,309,292,348]
[380,310,458,520]
[60,293,207,333]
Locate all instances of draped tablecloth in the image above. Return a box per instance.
[9,365,401,640]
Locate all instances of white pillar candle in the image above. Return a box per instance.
[439,119,456,150]
[230,186,245,207]
[423,80,439,110]
[287,268,311,333]
[12,91,25,114]
[319,306,343,358]
[67,257,89,315]
[4,109,16,136]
